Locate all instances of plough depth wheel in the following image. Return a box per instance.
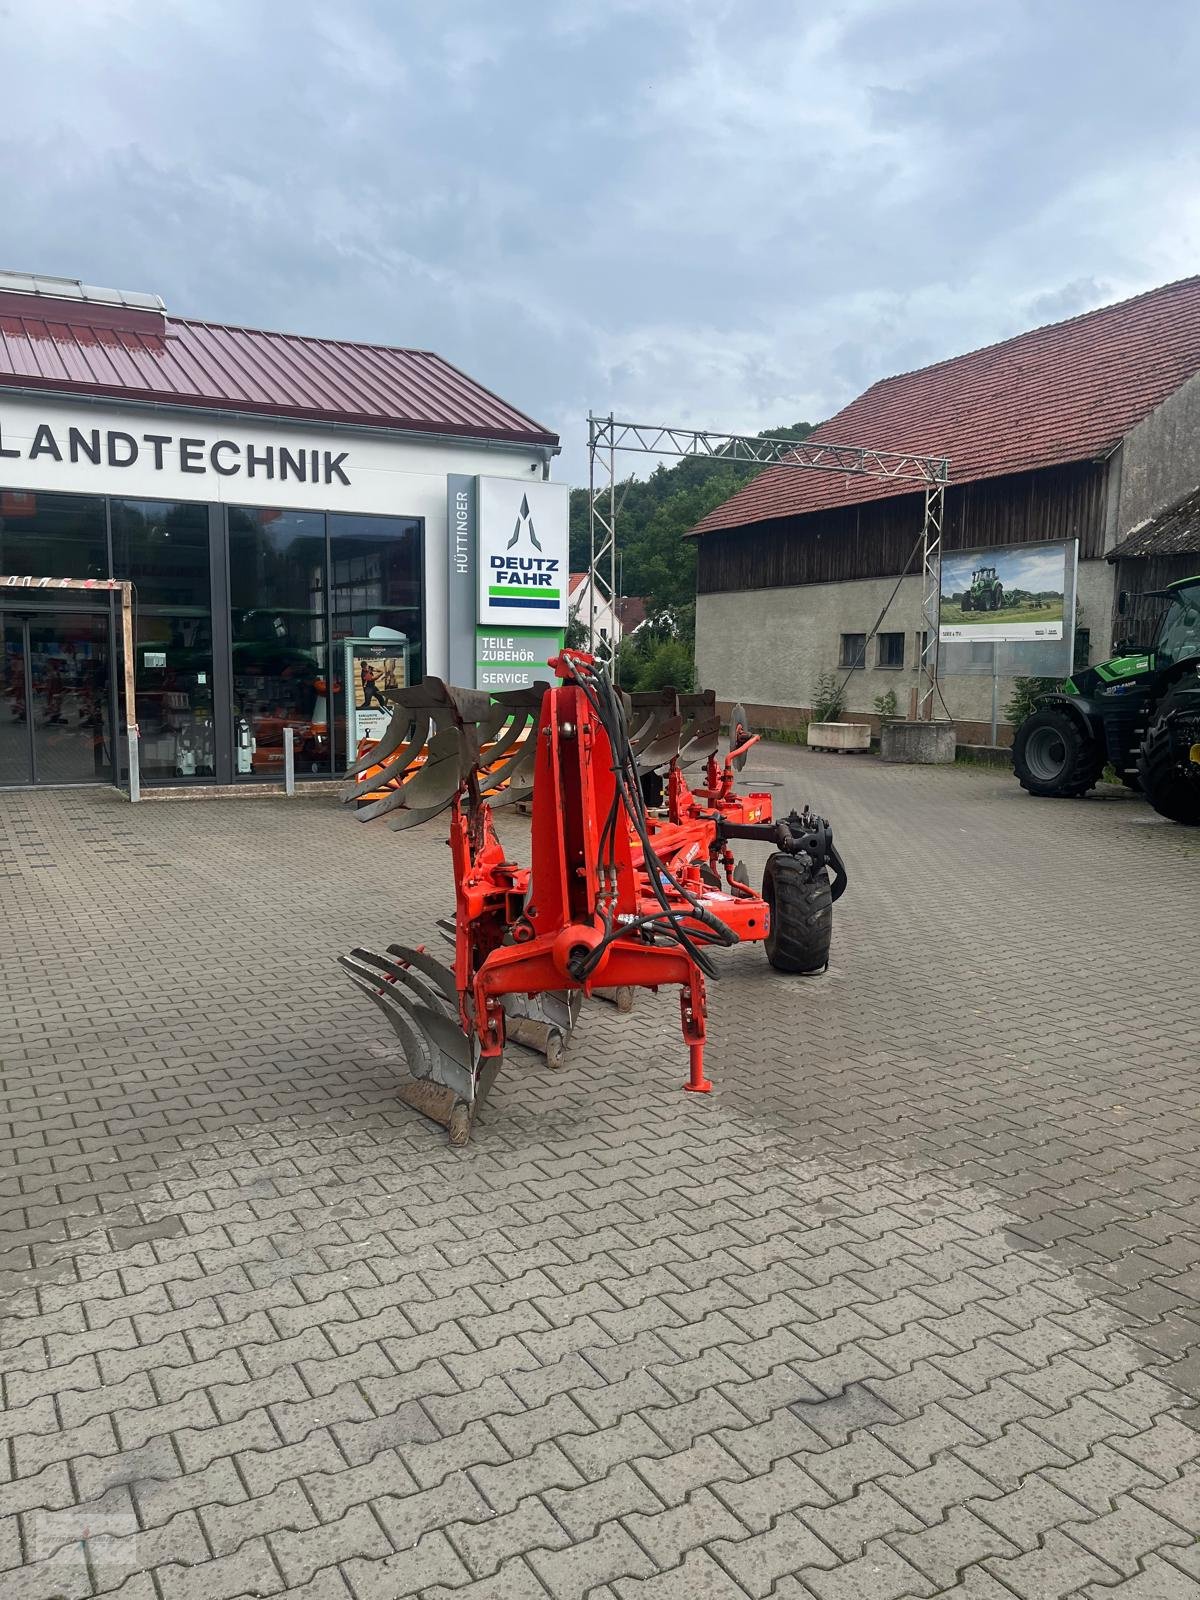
[762,852,833,975]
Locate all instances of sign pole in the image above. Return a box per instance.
[990,645,999,747]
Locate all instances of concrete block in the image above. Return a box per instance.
[880,720,957,764]
[807,722,871,751]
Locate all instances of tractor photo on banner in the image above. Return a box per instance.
[939,541,1072,642]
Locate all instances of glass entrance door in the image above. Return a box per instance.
[0,611,113,786]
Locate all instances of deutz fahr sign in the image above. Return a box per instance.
[477,477,569,631]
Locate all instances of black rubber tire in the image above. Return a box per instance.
[762,853,833,974]
[1136,682,1200,824]
[1012,707,1104,798]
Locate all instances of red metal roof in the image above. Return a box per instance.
[691,276,1200,536]
[0,291,558,448]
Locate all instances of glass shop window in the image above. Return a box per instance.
[112,499,215,783]
[0,488,107,580]
[228,508,330,778]
[329,512,423,769]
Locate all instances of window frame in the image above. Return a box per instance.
[225,503,426,781]
[876,631,905,669]
[0,484,426,786]
[838,632,867,669]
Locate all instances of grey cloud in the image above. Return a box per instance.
[1,0,1197,482]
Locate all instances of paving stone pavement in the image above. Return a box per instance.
[1,750,1198,1600]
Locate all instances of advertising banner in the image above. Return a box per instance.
[477,477,569,630]
[343,637,410,752]
[475,628,558,692]
[939,540,1074,642]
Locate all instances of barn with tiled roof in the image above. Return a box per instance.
[692,277,1200,746]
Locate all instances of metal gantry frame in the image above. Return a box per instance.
[586,414,950,718]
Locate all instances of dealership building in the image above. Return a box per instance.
[693,277,1200,743]
[0,271,565,790]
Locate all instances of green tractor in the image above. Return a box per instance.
[962,565,1004,612]
[1012,575,1200,823]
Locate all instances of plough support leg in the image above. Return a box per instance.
[680,976,711,1093]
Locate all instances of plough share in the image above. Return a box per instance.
[340,651,846,1144]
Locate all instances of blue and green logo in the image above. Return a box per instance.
[488,494,560,610]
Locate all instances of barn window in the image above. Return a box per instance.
[839,633,866,668]
[877,632,905,668]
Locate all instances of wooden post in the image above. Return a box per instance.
[119,581,137,736]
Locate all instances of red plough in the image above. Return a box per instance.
[339,652,846,1143]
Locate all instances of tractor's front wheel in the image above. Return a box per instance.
[1013,707,1104,798]
[1137,678,1200,824]
[762,853,833,974]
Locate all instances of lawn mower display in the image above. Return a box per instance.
[339,651,846,1144]
[1012,574,1200,823]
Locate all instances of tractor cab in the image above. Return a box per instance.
[1146,578,1200,671]
[1013,573,1200,822]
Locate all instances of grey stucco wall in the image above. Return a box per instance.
[1115,368,1200,540]
[695,556,1114,736]
[1075,555,1115,660]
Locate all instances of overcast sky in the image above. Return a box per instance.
[2,0,1199,483]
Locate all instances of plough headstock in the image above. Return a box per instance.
[339,650,847,1144]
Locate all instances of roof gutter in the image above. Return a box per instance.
[0,382,560,467]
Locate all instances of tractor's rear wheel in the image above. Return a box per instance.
[1013,707,1103,798]
[1137,679,1200,824]
[762,853,833,974]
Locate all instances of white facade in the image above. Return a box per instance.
[0,392,550,678]
[567,571,619,647]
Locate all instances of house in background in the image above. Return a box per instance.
[690,276,1200,743]
[567,572,650,649]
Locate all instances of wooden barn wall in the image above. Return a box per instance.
[1111,553,1200,638]
[697,461,1108,594]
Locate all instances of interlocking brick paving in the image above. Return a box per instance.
[1,750,1198,1599]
